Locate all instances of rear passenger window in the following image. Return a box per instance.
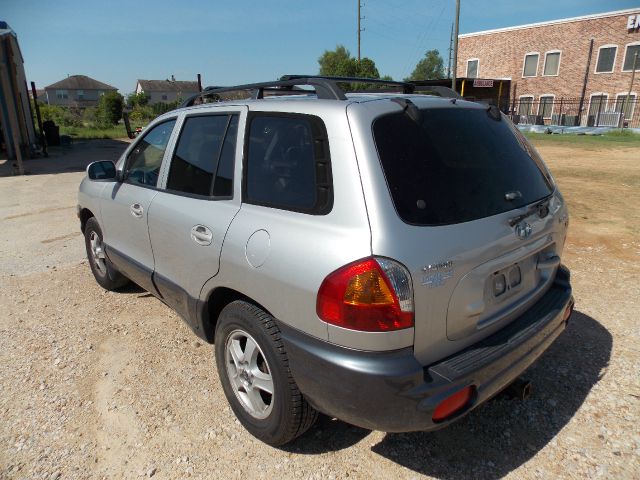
[245,113,332,214]
[167,114,238,197]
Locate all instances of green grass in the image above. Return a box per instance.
[525,130,640,146]
[60,124,129,139]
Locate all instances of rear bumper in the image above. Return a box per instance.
[279,266,573,432]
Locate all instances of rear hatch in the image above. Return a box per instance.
[355,99,567,365]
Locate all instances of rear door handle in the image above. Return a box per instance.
[130,203,143,218]
[191,225,213,246]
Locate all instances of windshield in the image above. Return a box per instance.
[372,106,553,226]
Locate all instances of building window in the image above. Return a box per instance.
[56,89,68,100]
[522,53,539,77]
[543,51,561,76]
[518,96,534,116]
[614,93,637,120]
[539,95,555,118]
[76,90,84,100]
[595,45,617,73]
[588,94,608,118]
[466,59,479,78]
[622,42,640,71]
[162,94,168,101]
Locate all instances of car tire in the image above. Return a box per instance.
[214,300,318,446]
[84,217,129,290]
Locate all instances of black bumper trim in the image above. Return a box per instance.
[278,266,573,432]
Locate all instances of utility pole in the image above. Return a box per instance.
[357,1,365,62]
[451,0,460,90]
[447,23,454,78]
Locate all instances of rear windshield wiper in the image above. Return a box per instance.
[508,195,552,227]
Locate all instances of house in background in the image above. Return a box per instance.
[135,76,199,105]
[44,75,117,107]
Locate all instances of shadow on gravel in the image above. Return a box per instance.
[282,415,372,453]
[0,139,130,177]
[370,310,611,479]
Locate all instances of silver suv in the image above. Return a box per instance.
[78,76,574,446]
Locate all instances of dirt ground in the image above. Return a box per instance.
[0,138,638,479]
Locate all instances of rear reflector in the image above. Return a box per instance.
[432,386,476,422]
[563,302,574,322]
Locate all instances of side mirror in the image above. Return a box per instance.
[87,160,118,181]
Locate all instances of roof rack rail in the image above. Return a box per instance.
[180,75,417,107]
[411,84,462,99]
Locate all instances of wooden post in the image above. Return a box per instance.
[30,81,47,157]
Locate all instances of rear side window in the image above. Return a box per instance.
[373,107,553,226]
[167,114,238,197]
[245,113,332,214]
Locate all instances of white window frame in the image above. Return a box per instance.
[522,52,540,78]
[542,50,561,77]
[614,91,637,120]
[466,58,479,78]
[538,94,555,119]
[518,95,535,116]
[588,92,609,115]
[594,44,617,74]
[621,41,640,72]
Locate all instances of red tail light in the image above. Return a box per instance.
[432,386,476,422]
[316,257,414,332]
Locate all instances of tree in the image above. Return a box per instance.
[126,92,150,108]
[318,45,387,90]
[406,49,445,81]
[318,45,358,77]
[97,91,124,126]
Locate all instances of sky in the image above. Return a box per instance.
[3,0,639,95]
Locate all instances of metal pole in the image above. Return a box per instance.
[197,73,202,92]
[578,39,594,126]
[620,52,638,131]
[447,23,453,79]
[451,0,460,91]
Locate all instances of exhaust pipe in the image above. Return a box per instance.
[504,378,532,400]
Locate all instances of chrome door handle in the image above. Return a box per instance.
[190,225,213,246]
[130,203,143,218]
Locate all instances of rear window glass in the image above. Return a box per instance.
[373,107,553,226]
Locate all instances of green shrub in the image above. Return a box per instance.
[96,91,124,126]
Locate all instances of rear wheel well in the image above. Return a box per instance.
[204,287,272,343]
[79,208,95,233]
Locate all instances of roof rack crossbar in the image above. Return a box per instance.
[180,75,417,107]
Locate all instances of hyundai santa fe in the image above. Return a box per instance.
[78,76,573,445]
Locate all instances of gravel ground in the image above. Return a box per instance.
[0,140,638,479]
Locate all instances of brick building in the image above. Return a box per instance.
[457,8,640,127]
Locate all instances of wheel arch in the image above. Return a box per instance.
[202,287,273,343]
[79,208,95,233]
